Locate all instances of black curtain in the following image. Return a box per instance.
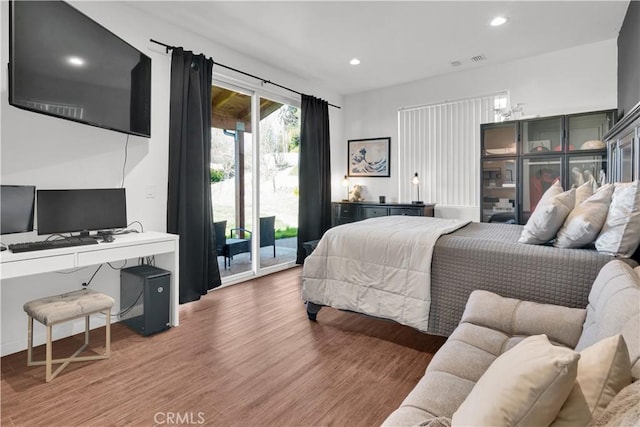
[167,48,221,303]
[296,95,332,263]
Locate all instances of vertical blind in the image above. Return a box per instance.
[398,92,508,208]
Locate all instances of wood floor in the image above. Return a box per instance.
[1,267,446,427]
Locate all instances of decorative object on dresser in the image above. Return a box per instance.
[481,109,616,224]
[331,201,435,227]
[411,172,423,204]
[348,184,365,202]
[341,175,349,201]
[347,137,391,177]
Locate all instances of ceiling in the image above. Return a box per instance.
[128,1,630,96]
[211,86,282,131]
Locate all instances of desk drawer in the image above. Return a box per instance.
[78,241,176,266]
[1,253,75,279]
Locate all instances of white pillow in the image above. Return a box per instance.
[555,184,614,248]
[519,182,576,244]
[451,334,579,427]
[575,181,594,207]
[551,334,632,426]
[595,181,640,257]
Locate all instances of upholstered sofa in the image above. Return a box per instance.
[383,259,640,426]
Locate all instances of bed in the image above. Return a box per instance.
[301,216,639,337]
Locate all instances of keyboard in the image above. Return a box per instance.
[9,237,99,253]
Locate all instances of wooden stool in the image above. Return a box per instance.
[23,289,114,382]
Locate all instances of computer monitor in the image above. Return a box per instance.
[1,185,36,234]
[37,188,127,236]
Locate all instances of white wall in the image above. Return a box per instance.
[338,39,617,219]
[0,1,343,356]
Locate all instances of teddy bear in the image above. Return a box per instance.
[349,184,365,202]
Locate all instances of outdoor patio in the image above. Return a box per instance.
[217,237,297,278]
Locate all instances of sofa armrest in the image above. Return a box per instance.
[461,290,587,349]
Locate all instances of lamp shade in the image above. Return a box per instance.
[412,172,420,185]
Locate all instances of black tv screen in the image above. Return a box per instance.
[0,185,35,235]
[9,1,151,137]
[37,189,127,235]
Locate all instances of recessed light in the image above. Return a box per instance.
[67,56,85,66]
[349,58,361,66]
[490,16,508,26]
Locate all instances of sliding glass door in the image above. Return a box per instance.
[258,97,300,270]
[211,83,299,281]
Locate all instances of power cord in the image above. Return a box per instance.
[121,134,129,188]
[82,264,103,287]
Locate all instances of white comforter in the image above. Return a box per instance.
[301,216,470,331]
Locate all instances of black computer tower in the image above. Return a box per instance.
[120,265,171,336]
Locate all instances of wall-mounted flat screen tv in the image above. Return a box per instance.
[9,0,151,137]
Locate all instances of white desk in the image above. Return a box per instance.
[0,231,180,326]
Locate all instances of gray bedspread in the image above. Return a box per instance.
[428,222,638,336]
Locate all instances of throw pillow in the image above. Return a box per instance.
[519,182,576,244]
[551,334,632,426]
[595,181,640,257]
[589,380,640,427]
[451,335,579,427]
[575,181,594,207]
[554,184,614,248]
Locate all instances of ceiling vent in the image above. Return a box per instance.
[450,60,462,67]
[471,54,487,63]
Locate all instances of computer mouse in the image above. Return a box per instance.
[102,234,115,243]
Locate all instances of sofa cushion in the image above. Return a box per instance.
[577,260,640,380]
[551,334,632,426]
[451,335,579,427]
[460,289,586,349]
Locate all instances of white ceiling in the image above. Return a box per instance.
[128,1,630,96]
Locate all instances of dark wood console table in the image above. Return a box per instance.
[331,201,435,227]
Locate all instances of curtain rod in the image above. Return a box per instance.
[150,39,341,109]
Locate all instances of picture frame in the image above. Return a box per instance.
[347,137,391,177]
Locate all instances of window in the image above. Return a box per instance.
[398,92,508,210]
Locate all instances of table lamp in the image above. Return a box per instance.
[412,172,423,204]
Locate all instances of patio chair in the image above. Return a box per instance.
[227,216,277,266]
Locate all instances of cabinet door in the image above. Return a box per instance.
[619,136,634,183]
[481,158,517,223]
[567,111,615,151]
[566,154,607,190]
[481,122,518,156]
[521,156,563,223]
[361,206,388,219]
[521,116,563,154]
